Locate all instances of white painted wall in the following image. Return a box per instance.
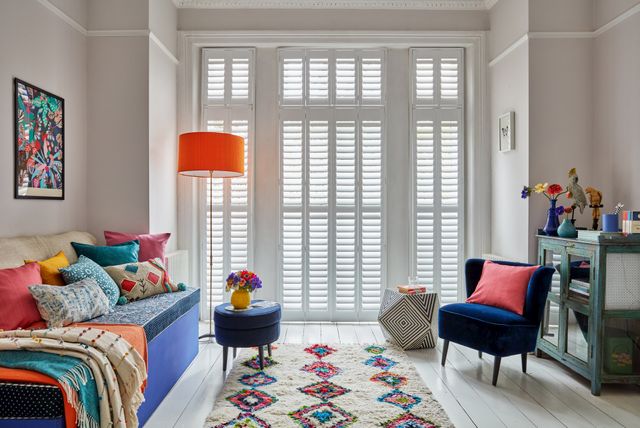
[178,9,489,31]
[0,0,88,237]
[593,5,640,211]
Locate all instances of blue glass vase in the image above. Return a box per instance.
[543,199,560,236]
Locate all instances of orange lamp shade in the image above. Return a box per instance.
[178,132,244,178]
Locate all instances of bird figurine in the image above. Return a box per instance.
[567,168,588,214]
[585,187,604,230]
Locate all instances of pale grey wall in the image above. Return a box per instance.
[488,0,528,58]
[0,0,88,237]
[529,0,593,31]
[87,36,150,240]
[149,0,178,250]
[594,0,640,27]
[178,8,489,31]
[593,9,640,211]
[49,0,88,28]
[87,0,148,30]
[529,38,593,258]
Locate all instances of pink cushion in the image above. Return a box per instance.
[104,231,170,262]
[466,260,539,315]
[0,263,43,330]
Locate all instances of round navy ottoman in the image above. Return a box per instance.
[214,300,281,371]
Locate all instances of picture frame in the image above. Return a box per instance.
[14,78,64,200]
[498,111,515,153]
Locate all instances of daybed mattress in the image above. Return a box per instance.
[0,288,199,421]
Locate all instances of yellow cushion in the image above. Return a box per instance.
[25,251,70,286]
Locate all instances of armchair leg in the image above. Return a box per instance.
[521,353,527,373]
[441,340,450,366]
[492,356,501,386]
[478,351,482,359]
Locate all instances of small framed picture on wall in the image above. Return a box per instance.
[499,111,515,153]
[14,78,64,199]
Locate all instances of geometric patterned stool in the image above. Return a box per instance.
[377,289,439,350]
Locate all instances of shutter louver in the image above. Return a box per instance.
[206,57,225,103]
[231,58,250,102]
[282,55,304,105]
[308,55,330,105]
[361,120,382,206]
[335,211,356,310]
[308,121,329,206]
[335,57,357,104]
[361,55,383,104]
[282,211,303,310]
[411,48,463,305]
[308,211,329,310]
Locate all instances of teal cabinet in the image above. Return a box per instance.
[536,235,640,395]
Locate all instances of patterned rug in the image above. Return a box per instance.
[205,343,452,427]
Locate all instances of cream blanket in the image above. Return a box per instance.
[0,327,146,428]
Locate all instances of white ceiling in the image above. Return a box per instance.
[172,0,498,10]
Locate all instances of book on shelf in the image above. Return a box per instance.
[568,291,590,304]
[397,284,428,294]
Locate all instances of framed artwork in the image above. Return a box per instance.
[498,111,515,153]
[14,78,64,200]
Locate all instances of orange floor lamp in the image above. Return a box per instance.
[178,132,245,340]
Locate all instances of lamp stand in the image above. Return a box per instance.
[199,170,216,341]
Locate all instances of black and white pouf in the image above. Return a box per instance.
[378,289,439,350]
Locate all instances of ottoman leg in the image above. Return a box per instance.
[222,346,228,372]
[267,343,272,357]
[233,347,237,358]
[258,346,265,370]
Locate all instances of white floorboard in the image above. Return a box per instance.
[145,322,640,428]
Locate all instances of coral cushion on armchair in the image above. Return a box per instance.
[105,231,170,263]
[466,260,539,315]
[0,263,43,330]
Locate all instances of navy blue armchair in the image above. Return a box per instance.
[438,259,555,386]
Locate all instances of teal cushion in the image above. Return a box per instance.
[71,240,139,267]
[59,256,120,307]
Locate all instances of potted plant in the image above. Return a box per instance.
[226,270,262,310]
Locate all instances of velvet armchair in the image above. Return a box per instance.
[438,259,555,386]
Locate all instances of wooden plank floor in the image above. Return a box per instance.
[144,322,640,428]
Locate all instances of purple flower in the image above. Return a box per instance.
[556,205,565,216]
[521,186,531,199]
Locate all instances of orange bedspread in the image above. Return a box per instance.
[0,323,147,428]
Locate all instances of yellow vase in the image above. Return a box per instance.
[231,288,251,310]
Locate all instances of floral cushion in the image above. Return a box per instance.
[59,256,120,307]
[105,259,183,303]
[28,278,110,328]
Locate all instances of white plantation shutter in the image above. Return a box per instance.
[201,48,255,312]
[278,48,385,321]
[411,48,464,305]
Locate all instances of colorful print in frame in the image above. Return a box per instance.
[14,78,64,199]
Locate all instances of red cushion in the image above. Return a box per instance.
[0,263,43,330]
[104,231,170,263]
[466,260,539,315]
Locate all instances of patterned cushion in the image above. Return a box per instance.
[24,250,70,286]
[71,240,139,267]
[59,256,120,307]
[0,382,64,419]
[28,279,110,328]
[105,259,181,303]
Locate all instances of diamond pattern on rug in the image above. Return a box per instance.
[298,380,351,401]
[305,343,337,359]
[377,389,422,411]
[364,345,386,355]
[364,355,397,370]
[242,355,278,371]
[226,389,277,412]
[289,402,357,427]
[382,412,438,428]
[370,371,408,388]
[239,371,277,387]
[213,412,270,428]
[302,360,342,379]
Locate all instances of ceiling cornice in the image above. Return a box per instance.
[172,0,494,10]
